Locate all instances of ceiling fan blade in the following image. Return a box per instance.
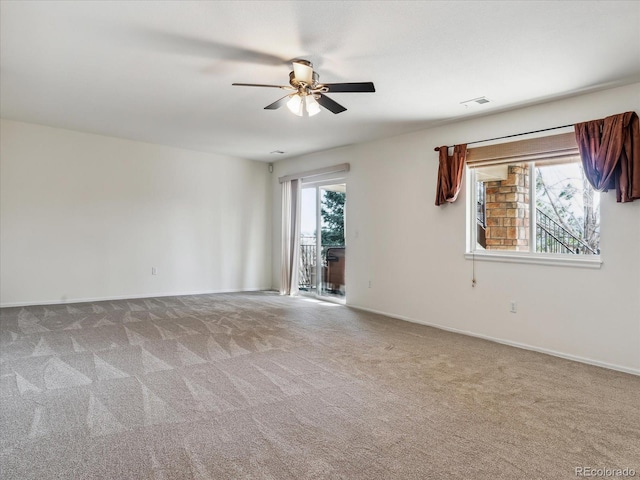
[292,60,314,84]
[317,94,347,114]
[323,82,376,93]
[132,30,289,66]
[264,95,292,110]
[232,83,292,89]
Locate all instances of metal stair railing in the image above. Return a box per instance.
[535,208,598,255]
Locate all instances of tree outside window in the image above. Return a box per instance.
[321,190,345,246]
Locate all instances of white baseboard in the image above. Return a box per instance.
[0,287,272,308]
[347,303,640,377]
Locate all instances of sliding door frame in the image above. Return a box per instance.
[301,177,347,303]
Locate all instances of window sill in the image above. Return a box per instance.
[464,251,602,269]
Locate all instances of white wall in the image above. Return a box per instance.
[272,82,640,374]
[1,120,272,305]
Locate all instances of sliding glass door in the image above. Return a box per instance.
[299,182,346,301]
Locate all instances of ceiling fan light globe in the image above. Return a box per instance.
[286,95,303,116]
[305,96,321,117]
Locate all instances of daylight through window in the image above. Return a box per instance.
[468,134,600,258]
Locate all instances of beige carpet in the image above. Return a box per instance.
[1,292,638,480]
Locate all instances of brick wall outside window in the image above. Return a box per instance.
[484,164,530,251]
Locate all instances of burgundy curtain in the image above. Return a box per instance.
[435,144,467,206]
[574,111,640,203]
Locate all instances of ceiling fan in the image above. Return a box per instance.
[232,60,375,116]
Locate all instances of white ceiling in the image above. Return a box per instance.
[1,1,639,162]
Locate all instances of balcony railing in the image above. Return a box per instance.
[299,239,345,292]
[299,244,317,290]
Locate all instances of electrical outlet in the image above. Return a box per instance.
[368,280,372,288]
[510,301,517,313]
[152,267,157,275]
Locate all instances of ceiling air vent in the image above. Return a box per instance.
[461,96,491,107]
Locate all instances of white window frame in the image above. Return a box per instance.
[466,161,602,269]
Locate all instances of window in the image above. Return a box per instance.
[467,132,601,267]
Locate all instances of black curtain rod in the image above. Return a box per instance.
[434,123,575,152]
